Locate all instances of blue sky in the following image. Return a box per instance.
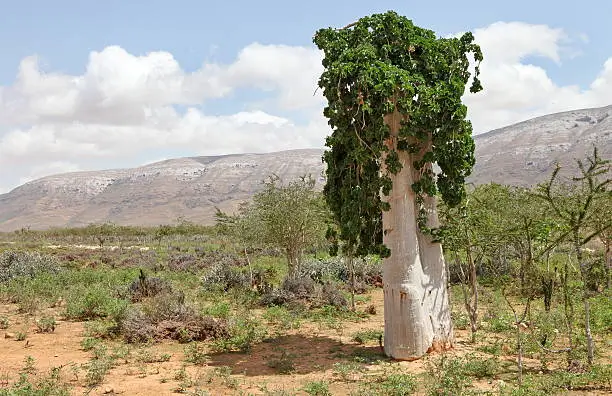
[2,0,610,86]
[1,0,612,193]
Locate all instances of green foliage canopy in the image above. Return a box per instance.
[313,11,483,257]
[216,175,330,275]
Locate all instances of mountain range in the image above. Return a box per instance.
[1,105,610,232]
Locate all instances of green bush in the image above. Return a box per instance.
[462,354,499,378]
[302,381,331,396]
[590,293,612,333]
[365,372,417,395]
[211,310,267,352]
[0,356,71,395]
[424,355,470,396]
[352,329,383,344]
[35,316,56,333]
[0,315,9,329]
[183,343,207,365]
[64,286,128,321]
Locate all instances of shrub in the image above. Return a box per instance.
[424,355,471,396]
[127,269,173,302]
[317,282,347,308]
[462,354,499,378]
[302,381,331,396]
[201,263,250,292]
[84,345,115,386]
[266,349,296,374]
[211,310,267,352]
[119,308,157,343]
[0,250,61,283]
[282,276,316,299]
[451,311,470,330]
[118,250,158,269]
[119,292,229,343]
[364,372,417,395]
[259,288,297,307]
[0,315,9,329]
[2,364,71,395]
[201,301,231,318]
[298,256,382,287]
[263,305,302,331]
[259,276,315,307]
[352,329,383,344]
[80,337,100,351]
[260,277,348,310]
[64,286,128,321]
[332,361,365,382]
[183,343,208,365]
[135,348,172,363]
[35,316,57,333]
[167,253,199,272]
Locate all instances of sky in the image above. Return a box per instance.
[1,0,612,194]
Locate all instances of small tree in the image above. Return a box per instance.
[440,183,510,342]
[217,174,329,278]
[535,146,611,366]
[314,11,483,359]
[590,191,612,290]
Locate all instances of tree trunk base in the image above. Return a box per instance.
[427,339,454,354]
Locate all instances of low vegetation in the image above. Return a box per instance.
[0,147,610,395]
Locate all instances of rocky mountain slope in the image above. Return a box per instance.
[0,105,610,231]
[471,104,612,186]
[0,150,326,231]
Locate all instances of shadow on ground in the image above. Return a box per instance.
[207,334,387,376]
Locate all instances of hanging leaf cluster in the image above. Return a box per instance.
[313,11,483,257]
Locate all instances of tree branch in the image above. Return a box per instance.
[338,21,358,30]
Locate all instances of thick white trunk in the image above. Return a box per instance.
[416,190,454,350]
[381,110,453,360]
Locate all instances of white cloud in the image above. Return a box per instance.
[224,43,324,110]
[473,22,567,64]
[19,161,81,185]
[0,21,611,193]
[0,43,328,192]
[463,22,612,133]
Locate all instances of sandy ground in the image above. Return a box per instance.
[1,289,608,395]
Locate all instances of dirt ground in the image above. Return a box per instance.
[0,289,608,395]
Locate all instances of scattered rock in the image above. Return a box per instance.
[103,387,114,394]
[4,332,15,339]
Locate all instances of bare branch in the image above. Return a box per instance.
[338,21,358,30]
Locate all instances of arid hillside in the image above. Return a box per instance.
[0,105,610,231]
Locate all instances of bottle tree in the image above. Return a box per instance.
[314,11,483,360]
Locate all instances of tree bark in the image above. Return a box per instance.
[604,234,611,290]
[381,108,453,360]
[347,254,356,311]
[575,234,595,366]
[286,248,299,278]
